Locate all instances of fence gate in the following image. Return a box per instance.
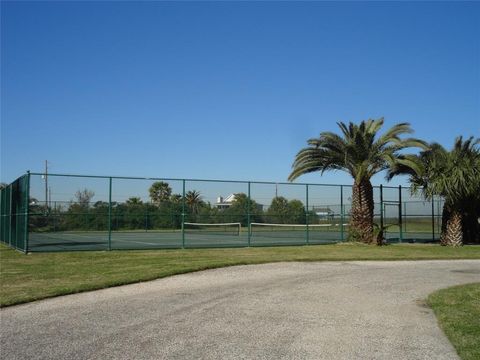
[382,200,402,242]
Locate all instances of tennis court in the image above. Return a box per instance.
[1,173,443,252]
[28,226,340,252]
[27,223,435,251]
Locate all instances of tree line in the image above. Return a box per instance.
[29,185,320,232]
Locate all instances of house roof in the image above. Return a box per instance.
[312,207,333,213]
[223,194,236,203]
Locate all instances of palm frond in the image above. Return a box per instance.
[289,118,426,183]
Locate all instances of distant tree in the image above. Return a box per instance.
[149,181,172,205]
[195,203,220,224]
[28,197,50,231]
[63,189,95,231]
[266,197,290,223]
[75,189,95,207]
[126,197,143,205]
[185,190,204,217]
[91,201,109,230]
[288,199,306,224]
[93,201,109,208]
[224,193,262,225]
[266,197,306,224]
[170,194,182,205]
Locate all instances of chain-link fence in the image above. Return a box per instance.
[0,174,29,252]
[0,172,443,252]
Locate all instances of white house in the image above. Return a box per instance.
[214,194,263,211]
[313,206,334,219]
[214,194,237,210]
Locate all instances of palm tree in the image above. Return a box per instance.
[185,190,203,217]
[170,194,183,205]
[149,181,172,206]
[126,197,143,205]
[289,118,426,244]
[388,136,480,246]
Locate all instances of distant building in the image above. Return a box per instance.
[215,194,263,211]
[214,194,237,210]
[312,206,334,219]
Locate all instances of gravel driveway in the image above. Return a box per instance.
[1,260,479,359]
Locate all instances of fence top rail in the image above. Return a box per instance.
[25,172,404,189]
[1,174,27,189]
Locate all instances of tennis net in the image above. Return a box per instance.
[183,222,242,236]
[250,222,348,238]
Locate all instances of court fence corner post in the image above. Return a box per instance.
[24,171,31,253]
[108,177,112,251]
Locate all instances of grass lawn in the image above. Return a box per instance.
[1,243,480,307]
[428,283,480,360]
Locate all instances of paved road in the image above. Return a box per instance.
[1,260,479,359]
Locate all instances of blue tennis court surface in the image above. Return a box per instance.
[27,228,436,251]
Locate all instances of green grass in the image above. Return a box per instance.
[1,243,480,307]
[428,283,480,360]
[380,217,439,233]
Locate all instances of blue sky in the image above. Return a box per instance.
[1,1,479,187]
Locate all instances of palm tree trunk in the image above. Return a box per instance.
[461,197,480,244]
[439,204,450,246]
[444,209,463,247]
[350,178,374,244]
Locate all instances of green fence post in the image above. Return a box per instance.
[398,185,403,243]
[0,189,3,243]
[15,192,19,251]
[340,185,344,242]
[182,179,185,249]
[108,177,112,251]
[247,182,251,247]
[0,189,2,243]
[305,184,309,245]
[145,208,148,232]
[431,197,435,242]
[2,187,5,243]
[379,184,384,241]
[24,172,30,253]
[9,184,12,247]
[436,198,441,235]
[3,187,6,244]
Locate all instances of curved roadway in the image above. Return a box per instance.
[1,260,479,359]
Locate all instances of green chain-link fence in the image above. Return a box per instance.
[0,174,30,252]
[0,172,443,252]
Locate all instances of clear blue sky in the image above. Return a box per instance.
[1,1,479,187]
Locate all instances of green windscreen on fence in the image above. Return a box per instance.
[0,172,443,253]
[0,174,29,252]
